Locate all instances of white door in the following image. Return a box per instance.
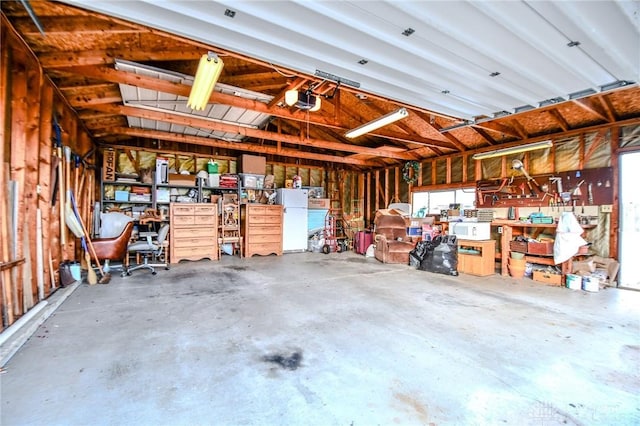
[619,152,640,289]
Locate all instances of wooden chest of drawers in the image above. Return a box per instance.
[170,203,218,263]
[243,204,283,257]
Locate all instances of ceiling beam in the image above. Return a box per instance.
[86,104,419,161]
[110,127,380,167]
[547,109,570,132]
[39,50,205,68]
[572,98,610,122]
[470,121,520,139]
[61,65,458,149]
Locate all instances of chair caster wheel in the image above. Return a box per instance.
[120,272,127,278]
[165,267,170,270]
[126,272,131,276]
[152,271,157,275]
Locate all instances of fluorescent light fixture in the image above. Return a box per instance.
[285,89,321,111]
[345,108,408,138]
[187,52,224,111]
[472,140,553,160]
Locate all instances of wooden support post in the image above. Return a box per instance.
[374,170,380,212]
[24,65,42,308]
[384,168,389,207]
[0,18,14,327]
[610,126,619,260]
[9,51,28,317]
[38,84,54,296]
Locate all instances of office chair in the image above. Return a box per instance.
[124,224,170,276]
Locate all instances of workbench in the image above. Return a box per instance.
[492,220,592,278]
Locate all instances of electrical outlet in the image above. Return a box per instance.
[600,204,613,213]
[497,226,503,234]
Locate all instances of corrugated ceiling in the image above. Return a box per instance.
[115,59,273,142]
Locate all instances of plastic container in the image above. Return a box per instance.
[566,274,582,290]
[582,276,600,292]
[511,251,525,260]
[69,262,81,281]
[207,161,218,174]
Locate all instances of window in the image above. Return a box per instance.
[412,188,476,217]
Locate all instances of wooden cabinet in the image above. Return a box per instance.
[457,239,496,276]
[170,203,218,263]
[243,204,283,257]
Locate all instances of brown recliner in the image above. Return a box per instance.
[373,214,415,264]
[91,221,134,263]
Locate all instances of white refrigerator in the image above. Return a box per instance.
[276,188,309,252]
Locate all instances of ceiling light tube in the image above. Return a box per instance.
[471,140,553,160]
[187,52,224,111]
[345,107,408,138]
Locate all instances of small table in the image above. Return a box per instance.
[457,239,496,276]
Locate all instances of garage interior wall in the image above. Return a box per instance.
[2,9,640,330]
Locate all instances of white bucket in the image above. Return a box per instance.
[566,274,582,290]
[582,276,600,292]
[69,263,81,281]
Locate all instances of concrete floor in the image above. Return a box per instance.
[1,252,638,425]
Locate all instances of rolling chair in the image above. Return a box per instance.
[124,224,170,276]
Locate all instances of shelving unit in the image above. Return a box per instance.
[218,193,242,257]
[101,173,242,222]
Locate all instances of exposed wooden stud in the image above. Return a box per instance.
[610,126,619,260]
[9,49,28,317]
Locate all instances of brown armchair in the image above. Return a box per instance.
[91,221,134,270]
[373,214,415,264]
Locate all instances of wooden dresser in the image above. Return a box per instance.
[243,204,283,257]
[170,203,218,263]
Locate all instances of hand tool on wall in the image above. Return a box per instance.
[53,115,66,246]
[512,159,541,196]
[588,183,594,205]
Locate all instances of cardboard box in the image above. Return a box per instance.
[168,173,195,186]
[238,154,266,175]
[308,198,330,209]
[103,149,116,182]
[532,270,562,286]
[447,209,461,218]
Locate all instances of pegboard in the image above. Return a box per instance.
[476,167,613,208]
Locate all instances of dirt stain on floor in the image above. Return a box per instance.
[393,392,432,425]
[262,351,303,371]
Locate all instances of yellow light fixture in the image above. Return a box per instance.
[345,107,408,138]
[187,52,224,111]
[471,140,553,160]
[285,89,321,111]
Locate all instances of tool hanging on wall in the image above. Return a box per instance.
[53,115,66,246]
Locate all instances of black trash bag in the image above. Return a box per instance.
[418,235,459,276]
[409,238,436,268]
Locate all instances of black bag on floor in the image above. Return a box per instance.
[418,235,459,276]
[409,238,436,268]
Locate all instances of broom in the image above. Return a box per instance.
[70,192,111,284]
[82,237,98,285]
